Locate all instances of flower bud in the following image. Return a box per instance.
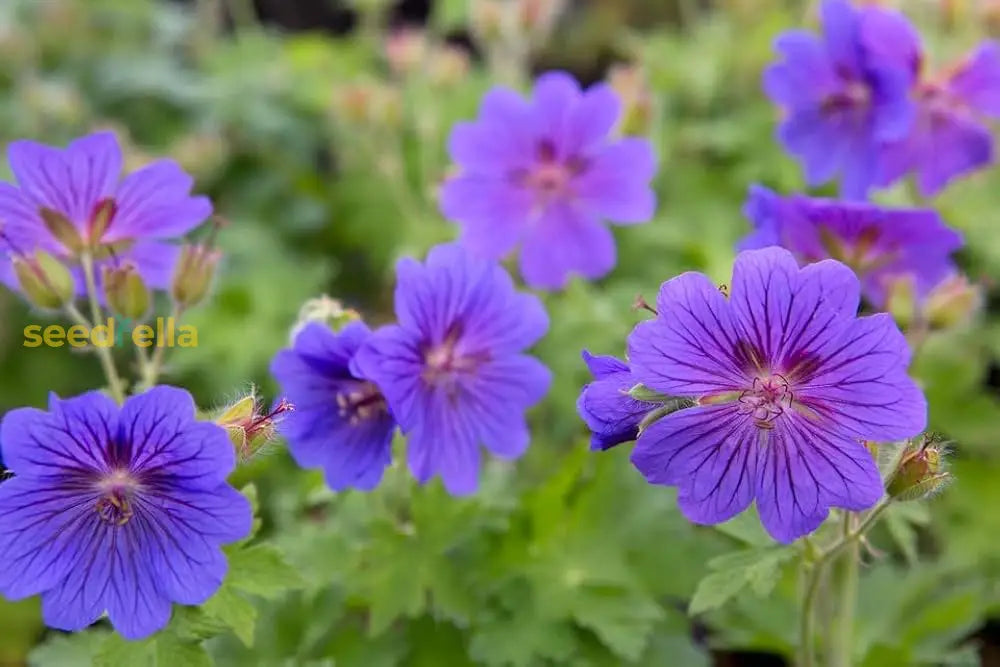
[887,437,952,501]
[384,27,428,77]
[609,64,655,136]
[885,274,917,331]
[39,207,84,254]
[87,198,117,246]
[471,0,505,44]
[102,262,150,320]
[171,244,220,309]
[429,45,471,88]
[13,250,74,309]
[215,390,293,462]
[290,295,362,341]
[922,275,981,330]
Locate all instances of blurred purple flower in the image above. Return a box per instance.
[0,131,212,296]
[741,185,962,309]
[878,42,1000,196]
[577,351,653,451]
[440,71,657,290]
[627,247,926,543]
[270,321,396,491]
[0,387,251,639]
[763,0,916,199]
[352,243,551,495]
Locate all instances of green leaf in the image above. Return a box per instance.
[689,546,796,614]
[28,630,110,667]
[226,543,306,599]
[713,508,775,547]
[201,585,258,647]
[571,586,663,661]
[94,635,155,667]
[154,635,213,667]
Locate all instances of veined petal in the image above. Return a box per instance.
[105,160,211,242]
[628,272,746,396]
[406,389,482,496]
[440,175,533,259]
[755,415,882,543]
[632,405,757,524]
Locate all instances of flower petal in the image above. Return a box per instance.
[628,272,746,397]
[573,138,657,224]
[632,405,757,525]
[1,391,117,478]
[440,175,532,258]
[105,160,211,242]
[518,202,616,289]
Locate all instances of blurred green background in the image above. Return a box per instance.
[2,0,1000,665]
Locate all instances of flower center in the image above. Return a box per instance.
[738,375,793,429]
[336,382,387,425]
[821,79,872,115]
[517,141,586,206]
[421,329,487,393]
[94,470,138,526]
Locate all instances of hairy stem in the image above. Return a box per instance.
[832,513,860,667]
[798,559,822,667]
[78,253,125,403]
[139,304,183,389]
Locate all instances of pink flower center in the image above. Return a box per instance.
[94,469,138,526]
[336,382,387,425]
[739,375,793,429]
[422,330,487,394]
[517,141,586,206]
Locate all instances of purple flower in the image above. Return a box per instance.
[270,321,396,491]
[763,0,916,199]
[351,243,551,495]
[440,71,657,290]
[879,42,1000,196]
[0,387,251,639]
[741,185,962,309]
[0,131,212,296]
[577,351,654,451]
[627,247,926,543]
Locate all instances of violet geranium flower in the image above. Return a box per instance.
[440,71,657,290]
[741,185,962,310]
[351,243,551,495]
[0,387,251,639]
[0,131,212,296]
[577,351,657,451]
[878,42,1000,196]
[271,321,396,491]
[627,247,926,543]
[763,0,916,199]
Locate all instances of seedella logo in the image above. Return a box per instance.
[24,318,198,349]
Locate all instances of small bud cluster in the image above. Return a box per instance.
[886,434,952,502]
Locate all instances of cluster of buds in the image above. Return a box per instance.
[886,434,952,501]
[471,0,566,50]
[215,388,294,463]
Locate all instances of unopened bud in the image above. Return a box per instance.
[471,0,505,44]
[13,251,74,309]
[517,0,566,40]
[102,262,149,320]
[885,275,917,331]
[331,82,402,128]
[429,45,471,88]
[627,383,669,403]
[216,391,293,462]
[922,275,981,330]
[887,436,952,501]
[39,207,84,254]
[609,64,655,136]
[290,295,362,341]
[384,27,427,77]
[87,198,117,246]
[171,244,220,309]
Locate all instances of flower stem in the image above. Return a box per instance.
[831,512,860,667]
[78,253,125,403]
[139,304,183,389]
[798,559,822,667]
[797,499,893,667]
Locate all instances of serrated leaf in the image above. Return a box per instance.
[226,543,305,599]
[713,508,775,546]
[689,546,796,614]
[201,585,258,647]
[154,635,212,667]
[571,586,664,661]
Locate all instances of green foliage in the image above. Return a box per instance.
[3,0,1000,664]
